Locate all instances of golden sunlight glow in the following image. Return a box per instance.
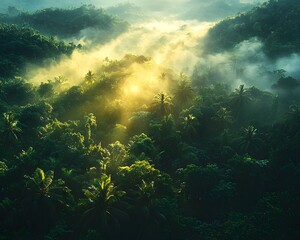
[128,85,140,94]
[24,18,212,126]
[26,20,213,86]
[24,19,213,124]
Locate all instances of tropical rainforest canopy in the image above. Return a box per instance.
[0,0,299,239]
[203,0,300,57]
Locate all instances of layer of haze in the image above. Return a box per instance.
[194,38,300,91]
[4,0,299,96]
[27,20,211,85]
[0,0,266,21]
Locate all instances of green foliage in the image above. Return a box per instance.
[0,161,8,175]
[172,78,194,110]
[83,174,122,205]
[204,0,300,57]
[118,160,160,188]
[212,107,233,130]
[272,76,300,91]
[79,174,127,238]
[0,5,129,39]
[24,167,72,204]
[152,93,173,117]
[22,168,72,237]
[106,141,128,174]
[83,113,97,143]
[44,224,71,240]
[19,102,53,143]
[0,24,75,78]
[1,77,35,105]
[0,112,22,148]
[0,66,299,239]
[1,4,300,238]
[128,133,155,160]
[38,81,55,98]
[234,126,265,157]
[84,71,96,87]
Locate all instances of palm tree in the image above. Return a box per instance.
[129,180,167,240]
[236,126,264,156]
[53,76,68,92]
[84,70,96,87]
[212,107,233,131]
[23,168,72,237]
[173,78,194,110]
[0,112,22,144]
[79,174,127,238]
[181,114,199,140]
[232,85,248,102]
[24,168,71,204]
[152,93,173,117]
[83,113,97,143]
[230,85,251,120]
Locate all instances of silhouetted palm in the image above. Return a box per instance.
[128,180,167,240]
[152,93,173,117]
[53,76,69,92]
[181,114,199,140]
[212,107,233,130]
[173,79,194,110]
[0,112,22,143]
[84,70,96,86]
[24,168,71,204]
[23,168,72,237]
[230,85,251,120]
[80,174,127,238]
[237,126,264,156]
[83,113,97,143]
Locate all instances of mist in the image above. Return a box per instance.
[2,1,300,239]
[26,20,211,86]
[1,0,265,21]
[4,0,298,96]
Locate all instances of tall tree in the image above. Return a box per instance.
[79,174,127,238]
[131,180,167,240]
[173,78,194,111]
[236,126,264,157]
[0,112,22,144]
[212,107,234,132]
[230,85,251,122]
[23,168,72,237]
[152,93,173,117]
[83,113,97,144]
[84,70,96,87]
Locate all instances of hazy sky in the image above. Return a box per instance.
[0,0,267,21]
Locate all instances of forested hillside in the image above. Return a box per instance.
[0,1,300,240]
[1,53,300,239]
[203,0,300,57]
[0,24,75,78]
[0,5,129,39]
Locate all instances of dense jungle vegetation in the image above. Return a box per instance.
[0,5,129,39]
[1,0,300,239]
[203,0,300,57]
[0,23,76,78]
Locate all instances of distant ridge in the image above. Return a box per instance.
[0,24,75,78]
[203,0,300,58]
